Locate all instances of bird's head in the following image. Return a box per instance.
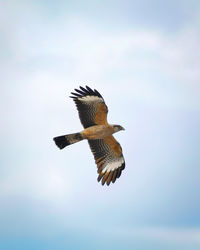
[113,125,125,133]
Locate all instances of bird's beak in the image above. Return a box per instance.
[121,127,125,131]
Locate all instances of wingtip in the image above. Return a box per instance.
[70,85,103,100]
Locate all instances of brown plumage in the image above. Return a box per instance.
[53,86,125,185]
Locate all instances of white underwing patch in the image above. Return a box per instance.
[102,157,124,173]
[78,95,103,102]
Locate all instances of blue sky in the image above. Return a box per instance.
[0,0,200,249]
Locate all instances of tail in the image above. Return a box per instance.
[53,132,83,149]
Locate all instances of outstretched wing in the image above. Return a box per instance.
[70,86,108,128]
[88,136,125,185]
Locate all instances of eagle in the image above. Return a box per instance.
[53,86,125,185]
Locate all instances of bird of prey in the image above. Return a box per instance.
[53,86,125,185]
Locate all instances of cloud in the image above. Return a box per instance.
[3,11,199,106]
[0,163,72,201]
[161,28,200,85]
[100,226,200,250]
[146,227,200,245]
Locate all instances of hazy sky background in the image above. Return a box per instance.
[1,0,200,249]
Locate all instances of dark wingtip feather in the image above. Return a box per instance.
[94,89,102,98]
[70,85,103,100]
[79,86,90,95]
[97,173,103,182]
[101,179,106,186]
[106,172,113,186]
[111,170,117,183]
[79,86,85,90]
[85,85,93,92]
[120,162,125,171]
[70,92,82,97]
[74,89,85,95]
[101,173,109,185]
[117,169,122,178]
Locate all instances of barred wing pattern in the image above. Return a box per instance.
[70,86,108,128]
[88,136,125,185]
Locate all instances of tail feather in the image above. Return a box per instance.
[53,132,83,149]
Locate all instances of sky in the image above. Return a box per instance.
[0,0,200,249]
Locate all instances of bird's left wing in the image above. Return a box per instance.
[70,86,108,128]
[88,136,125,185]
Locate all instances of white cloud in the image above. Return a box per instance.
[0,163,72,202]
[1,0,200,91]
[100,226,200,247]
[161,28,200,85]
[2,12,199,112]
[146,227,200,245]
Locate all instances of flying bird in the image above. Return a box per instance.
[53,86,125,185]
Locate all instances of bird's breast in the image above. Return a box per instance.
[81,125,114,140]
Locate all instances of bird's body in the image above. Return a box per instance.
[53,86,125,185]
[82,124,116,139]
